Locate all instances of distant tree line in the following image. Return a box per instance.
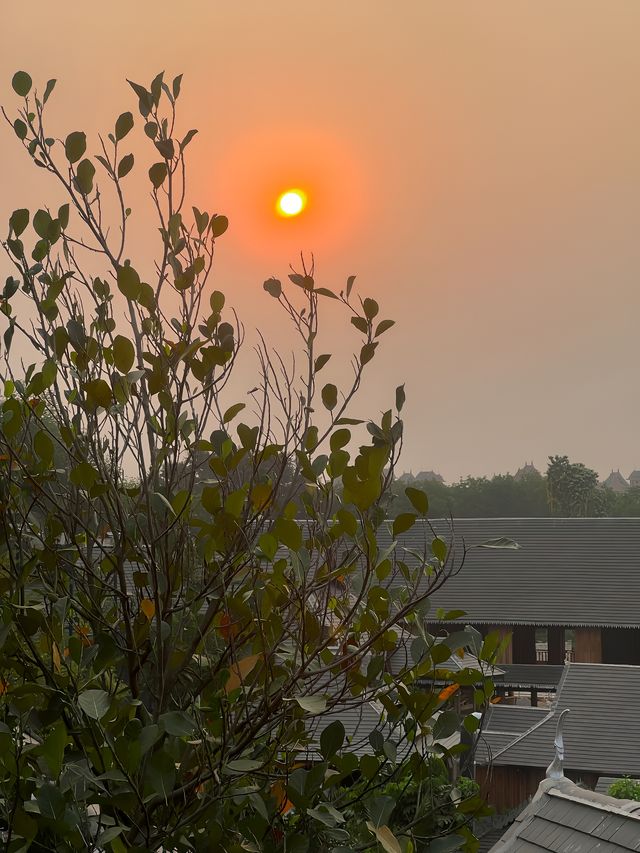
[388,455,640,518]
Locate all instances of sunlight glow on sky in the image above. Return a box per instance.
[2,2,640,481]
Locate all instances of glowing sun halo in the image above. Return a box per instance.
[277,189,307,217]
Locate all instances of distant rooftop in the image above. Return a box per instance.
[513,462,540,481]
[602,470,629,493]
[396,470,445,484]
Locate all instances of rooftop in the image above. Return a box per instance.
[490,776,640,852]
[477,663,640,777]
[387,518,640,627]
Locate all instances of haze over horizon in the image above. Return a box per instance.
[2,2,639,482]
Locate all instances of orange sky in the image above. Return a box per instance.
[2,2,640,482]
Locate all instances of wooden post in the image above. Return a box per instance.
[548,626,565,664]
[574,628,602,663]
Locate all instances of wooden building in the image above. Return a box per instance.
[475,663,640,813]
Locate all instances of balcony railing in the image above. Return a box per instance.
[536,649,575,663]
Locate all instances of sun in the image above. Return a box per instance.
[276,188,307,217]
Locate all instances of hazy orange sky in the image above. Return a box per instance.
[2,2,640,482]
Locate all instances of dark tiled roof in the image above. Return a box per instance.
[490,777,640,852]
[387,518,640,627]
[483,705,549,735]
[478,664,640,777]
[497,665,564,690]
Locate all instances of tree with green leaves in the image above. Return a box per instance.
[389,472,549,519]
[546,455,606,517]
[0,70,498,852]
[608,778,640,803]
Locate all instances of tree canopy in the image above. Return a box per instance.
[0,71,500,852]
[389,457,640,518]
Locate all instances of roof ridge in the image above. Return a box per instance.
[552,662,571,709]
[547,785,640,819]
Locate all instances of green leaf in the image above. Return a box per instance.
[33,209,52,238]
[375,319,395,337]
[65,131,87,164]
[117,265,141,300]
[139,724,162,755]
[36,783,65,820]
[274,518,302,550]
[263,278,281,298]
[433,709,459,739]
[13,119,27,139]
[115,111,134,140]
[393,513,417,536]
[9,208,29,237]
[463,713,481,734]
[127,79,153,115]
[117,153,134,178]
[145,749,176,800]
[346,274,356,297]
[210,290,225,312]
[4,320,15,352]
[321,383,338,410]
[78,689,110,720]
[180,128,198,150]
[75,158,95,195]
[97,828,124,846]
[351,316,369,334]
[32,238,49,262]
[360,342,377,365]
[432,537,447,562]
[405,486,428,515]
[315,287,338,299]
[58,203,70,229]
[395,384,406,412]
[70,461,99,490]
[290,695,327,714]
[363,297,379,320]
[330,428,351,451]
[2,277,19,299]
[172,74,183,99]
[210,214,229,237]
[149,162,168,189]
[259,533,278,560]
[84,379,113,412]
[223,402,245,423]
[336,508,357,535]
[33,430,54,465]
[113,335,135,373]
[12,71,32,97]
[320,720,345,759]
[155,138,175,159]
[365,796,396,829]
[41,721,67,778]
[43,78,56,104]
[314,353,331,372]
[161,711,195,737]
